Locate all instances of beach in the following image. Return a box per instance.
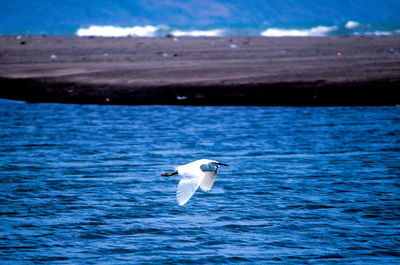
[0,35,399,105]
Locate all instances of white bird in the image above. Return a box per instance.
[162,159,228,206]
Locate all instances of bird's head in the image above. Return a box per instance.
[201,160,229,172]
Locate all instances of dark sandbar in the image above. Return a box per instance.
[0,36,399,106]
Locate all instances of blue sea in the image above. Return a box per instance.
[0,99,399,264]
[1,0,400,37]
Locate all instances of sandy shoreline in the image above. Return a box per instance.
[0,35,399,105]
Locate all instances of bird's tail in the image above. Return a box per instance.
[161,172,178,177]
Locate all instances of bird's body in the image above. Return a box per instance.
[162,159,228,206]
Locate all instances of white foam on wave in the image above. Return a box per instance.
[261,25,338,37]
[76,25,161,37]
[345,21,361,29]
[76,24,400,38]
[355,29,400,36]
[171,29,224,37]
[76,25,224,37]
[365,31,393,36]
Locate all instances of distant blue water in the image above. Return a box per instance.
[0,99,399,264]
[1,0,400,36]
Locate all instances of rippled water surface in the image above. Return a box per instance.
[0,99,399,264]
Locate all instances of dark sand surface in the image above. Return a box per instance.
[0,36,399,105]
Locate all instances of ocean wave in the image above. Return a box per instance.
[76,25,164,37]
[171,29,224,37]
[75,24,400,38]
[363,31,394,36]
[345,21,361,29]
[353,29,400,36]
[76,25,225,37]
[261,26,338,37]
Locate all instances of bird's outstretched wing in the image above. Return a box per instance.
[175,159,215,205]
[176,178,200,206]
[199,171,217,192]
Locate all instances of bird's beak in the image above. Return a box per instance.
[216,162,229,166]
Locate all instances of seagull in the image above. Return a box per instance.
[161,159,228,206]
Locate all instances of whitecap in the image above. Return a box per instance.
[261,25,337,37]
[76,25,160,37]
[345,21,361,29]
[365,31,393,36]
[354,29,400,36]
[171,29,224,37]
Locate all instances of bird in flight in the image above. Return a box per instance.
[162,159,228,206]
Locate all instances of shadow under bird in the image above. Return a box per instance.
[162,159,228,206]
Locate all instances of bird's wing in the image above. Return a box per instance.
[199,171,217,192]
[176,178,201,206]
[175,160,211,205]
